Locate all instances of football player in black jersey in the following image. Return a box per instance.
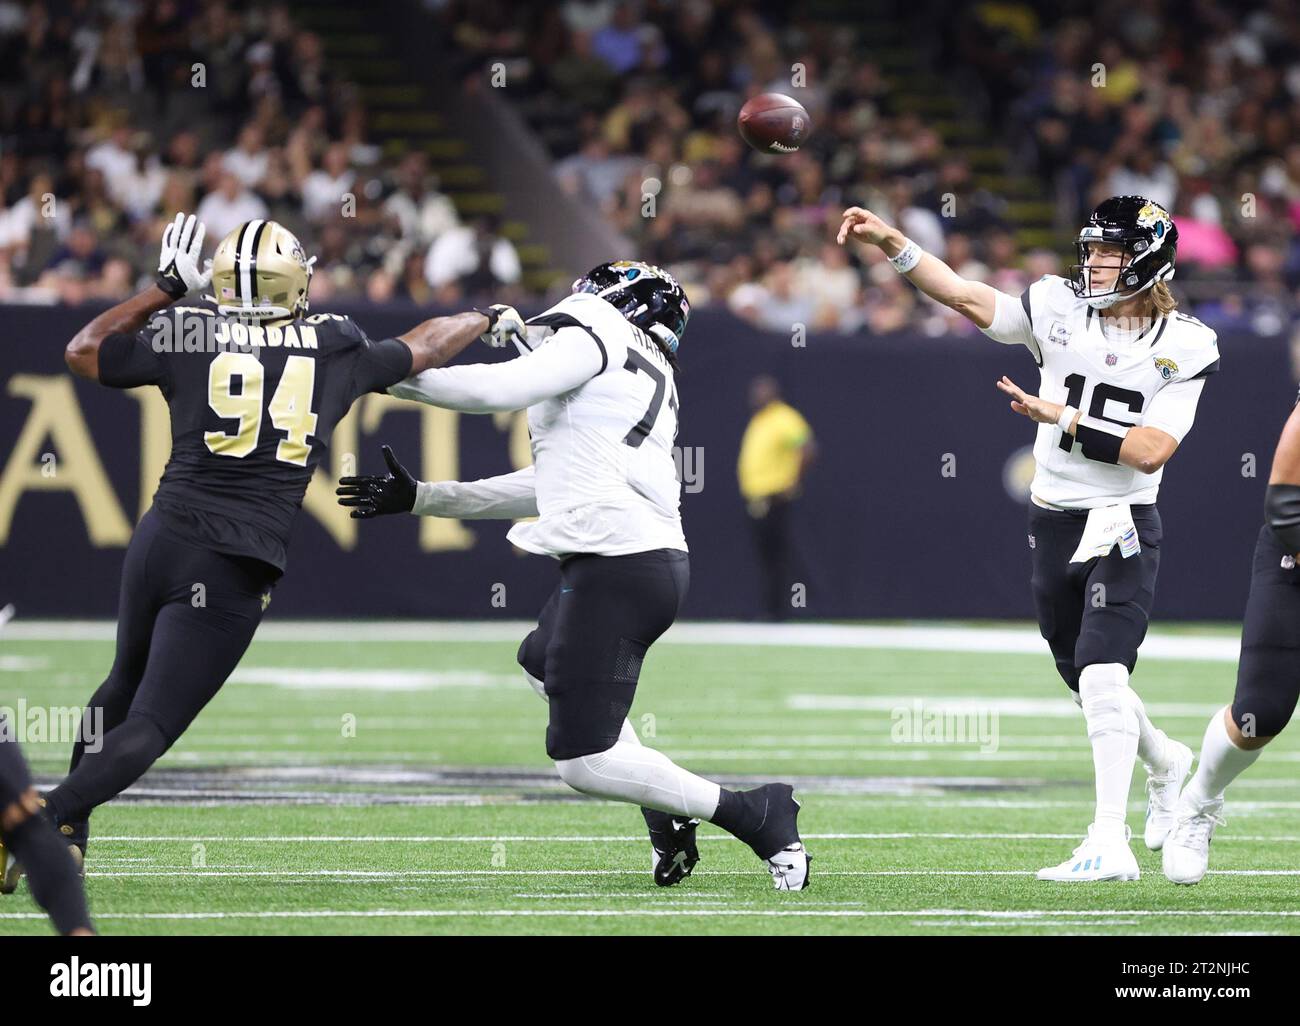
[3,213,521,878]
[1162,386,1300,883]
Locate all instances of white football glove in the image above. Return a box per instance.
[476,304,526,348]
[156,212,212,298]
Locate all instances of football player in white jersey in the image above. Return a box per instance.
[1162,385,1300,884]
[839,196,1220,881]
[337,261,811,891]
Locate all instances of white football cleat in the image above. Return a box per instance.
[1162,795,1224,885]
[765,842,811,891]
[1036,824,1140,882]
[1144,739,1194,851]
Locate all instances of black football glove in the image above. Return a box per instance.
[336,445,417,518]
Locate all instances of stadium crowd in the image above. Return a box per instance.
[455,0,1300,339]
[0,0,520,310]
[2,0,1299,343]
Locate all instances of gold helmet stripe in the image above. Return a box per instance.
[235,219,267,303]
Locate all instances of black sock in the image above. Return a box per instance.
[709,788,763,841]
[4,815,92,934]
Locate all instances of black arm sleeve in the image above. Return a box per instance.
[1266,484,1300,552]
[97,331,167,389]
[352,336,414,395]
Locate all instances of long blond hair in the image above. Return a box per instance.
[1151,280,1177,315]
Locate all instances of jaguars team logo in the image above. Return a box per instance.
[1136,202,1173,241]
[610,260,679,289]
[1154,356,1179,380]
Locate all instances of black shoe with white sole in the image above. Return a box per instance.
[643,807,701,886]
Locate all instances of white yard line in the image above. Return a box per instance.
[1,907,1297,921]
[86,832,1300,843]
[73,868,1300,879]
[0,619,1243,662]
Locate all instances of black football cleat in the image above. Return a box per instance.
[643,808,701,886]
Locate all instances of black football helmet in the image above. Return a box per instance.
[571,260,690,354]
[1069,195,1178,309]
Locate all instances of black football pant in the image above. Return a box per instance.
[43,508,277,833]
[1231,524,1300,739]
[1029,502,1162,691]
[517,548,690,761]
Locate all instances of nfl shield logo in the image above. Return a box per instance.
[1105,353,1118,366]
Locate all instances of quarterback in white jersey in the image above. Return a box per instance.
[839,196,1216,883]
[338,261,810,891]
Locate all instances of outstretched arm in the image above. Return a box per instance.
[397,304,526,375]
[389,327,603,413]
[66,212,209,381]
[337,446,537,520]
[837,206,1004,327]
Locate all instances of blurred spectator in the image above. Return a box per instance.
[737,375,816,622]
[223,125,271,190]
[382,153,460,253]
[300,143,356,224]
[424,215,522,295]
[197,170,269,243]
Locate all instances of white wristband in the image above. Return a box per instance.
[1057,405,1079,432]
[888,239,922,273]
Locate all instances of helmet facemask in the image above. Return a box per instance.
[1069,197,1177,310]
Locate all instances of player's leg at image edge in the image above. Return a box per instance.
[0,728,94,934]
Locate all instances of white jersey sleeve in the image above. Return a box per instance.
[980,286,1043,364]
[522,291,630,373]
[387,329,604,412]
[1140,378,1206,444]
[411,465,538,519]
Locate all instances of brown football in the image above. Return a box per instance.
[737,93,812,154]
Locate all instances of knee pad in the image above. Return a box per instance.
[553,748,612,795]
[1078,663,1138,739]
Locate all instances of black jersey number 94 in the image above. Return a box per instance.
[204,352,319,466]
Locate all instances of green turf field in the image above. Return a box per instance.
[1,620,1296,935]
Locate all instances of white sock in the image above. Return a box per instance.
[523,669,641,749]
[1129,687,1170,771]
[1183,706,1261,805]
[1078,663,1139,839]
[554,741,722,820]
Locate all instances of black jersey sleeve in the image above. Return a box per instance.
[351,334,414,395]
[98,326,168,389]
